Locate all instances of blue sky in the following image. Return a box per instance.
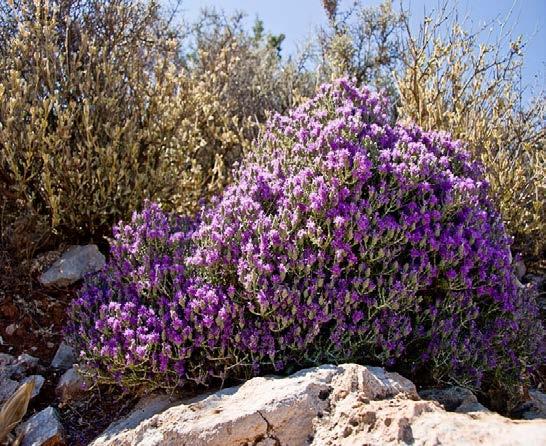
[175,0,545,93]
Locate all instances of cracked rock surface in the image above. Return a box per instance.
[90,364,546,446]
[91,365,338,446]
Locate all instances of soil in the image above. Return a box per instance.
[0,245,69,357]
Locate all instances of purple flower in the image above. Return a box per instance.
[66,80,544,397]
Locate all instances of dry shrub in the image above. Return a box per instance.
[318,0,404,95]
[0,380,34,443]
[0,0,186,242]
[395,2,545,259]
[0,2,313,253]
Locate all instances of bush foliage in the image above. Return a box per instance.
[1,0,543,412]
[395,2,545,259]
[175,10,314,216]
[0,1,311,251]
[1,0,542,265]
[67,80,544,402]
[0,0,185,239]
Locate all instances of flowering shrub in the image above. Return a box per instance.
[68,79,543,398]
[189,79,543,390]
[67,204,240,388]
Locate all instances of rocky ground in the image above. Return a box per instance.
[90,364,546,446]
[1,244,545,445]
[0,244,135,445]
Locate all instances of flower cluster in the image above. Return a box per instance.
[66,203,238,388]
[189,79,543,388]
[67,79,544,394]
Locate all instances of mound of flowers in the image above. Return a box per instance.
[67,205,239,388]
[67,79,543,396]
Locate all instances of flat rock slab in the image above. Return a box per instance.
[92,365,342,446]
[90,364,546,446]
[39,244,105,287]
[314,392,546,446]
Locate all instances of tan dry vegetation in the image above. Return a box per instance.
[0,1,312,256]
[0,0,186,242]
[0,380,34,444]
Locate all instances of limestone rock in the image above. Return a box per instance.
[17,406,66,446]
[90,364,546,446]
[92,365,341,446]
[521,389,546,420]
[0,353,43,404]
[51,342,76,370]
[329,364,418,403]
[38,244,105,287]
[0,377,19,404]
[0,352,16,380]
[95,394,178,437]
[409,410,546,446]
[529,389,546,415]
[321,398,546,446]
